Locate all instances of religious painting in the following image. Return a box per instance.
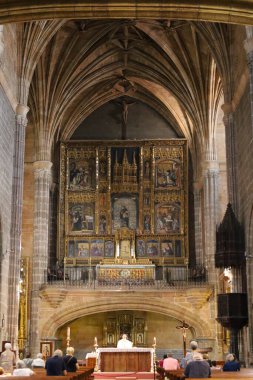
[68,158,96,191]
[143,160,151,179]
[143,214,151,232]
[105,240,114,258]
[146,239,159,256]
[68,240,75,257]
[68,203,95,233]
[40,342,53,359]
[107,333,115,345]
[99,159,107,179]
[90,239,104,256]
[120,240,131,257]
[99,193,107,209]
[112,195,138,231]
[137,333,144,344]
[155,159,181,189]
[136,239,146,257]
[99,214,107,234]
[155,202,180,234]
[161,240,174,257]
[143,193,150,206]
[175,240,182,257]
[77,240,89,257]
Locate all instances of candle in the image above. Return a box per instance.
[67,327,70,339]
[154,337,156,345]
[94,337,97,344]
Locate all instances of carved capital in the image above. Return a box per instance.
[16,104,29,127]
[202,160,219,176]
[33,161,52,181]
[221,102,233,115]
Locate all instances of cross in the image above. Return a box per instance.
[176,320,190,357]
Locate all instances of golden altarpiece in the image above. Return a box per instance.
[58,140,188,287]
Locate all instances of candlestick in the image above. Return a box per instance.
[94,337,99,372]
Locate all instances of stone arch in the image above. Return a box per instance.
[40,294,213,339]
[0,2,252,25]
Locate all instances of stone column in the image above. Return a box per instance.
[244,29,253,364]
[8,104,29,350]
[193,181,204,266]
[244,33,253,135]
[202,160,219,284]
[0,25,4,64]
[30,160,52,355]
[221,103,238,211]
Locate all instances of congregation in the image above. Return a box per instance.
[158,341,240,378]
[0,343,79,376]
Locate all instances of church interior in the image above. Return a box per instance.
[0,0,253,369]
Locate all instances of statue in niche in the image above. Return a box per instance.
[120,205,129,228]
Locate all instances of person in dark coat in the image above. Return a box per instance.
[223,353,240,371]
[184,353,211,378]
[45,349,67,376]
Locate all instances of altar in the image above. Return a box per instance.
[97,348,154,372]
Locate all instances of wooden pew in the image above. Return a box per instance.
[166,367,253,380]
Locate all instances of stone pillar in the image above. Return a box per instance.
[8,104,29,350]
[30,160,52,355]
[203,160,219,284]
[0,25,4,64]
[244,30,253,364]
[244,34,253,135]
[193,181,204,266]
[221,103,238,211]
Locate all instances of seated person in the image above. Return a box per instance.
[63,347,79,372]
[158,354,167,367]
[32,353,45,368]
[184,353,211,378]
[223,354,240,371]
[117,334,133,349]
[13,360,34,376]
[203,353,212,367]
[180,340,198,368]
[163,354,180,370]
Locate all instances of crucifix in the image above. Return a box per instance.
[176,320,190,357]
[115,98,135,140]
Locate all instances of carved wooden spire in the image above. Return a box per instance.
[215,203,245,268]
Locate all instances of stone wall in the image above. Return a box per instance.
[38,286,220,359]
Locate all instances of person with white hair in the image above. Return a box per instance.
[32,353,45,368]
[13,360,34,376]
[0,343,16,374]
[184,352,211,378]
[223,353,240,371]
[180,340,198,368]
[45,349,67,376]
[63,347,79,372]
